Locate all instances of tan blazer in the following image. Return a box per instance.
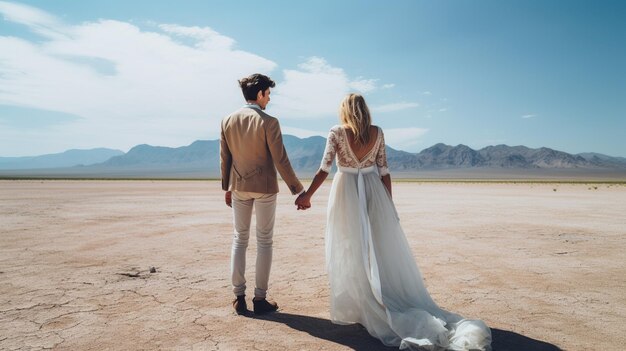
[220,106,303,195]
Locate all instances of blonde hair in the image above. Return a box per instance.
[339,93,372,146]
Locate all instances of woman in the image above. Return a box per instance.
[296,94,492,351]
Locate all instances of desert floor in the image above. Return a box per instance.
[1,180,625,351]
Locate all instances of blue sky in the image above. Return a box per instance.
[0,0,624,157]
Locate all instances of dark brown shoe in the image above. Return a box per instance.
[232,295,248,315]
[253,297,278,314]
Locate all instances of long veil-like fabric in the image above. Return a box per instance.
[325,166,492,351]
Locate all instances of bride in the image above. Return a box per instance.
[295,93,492,351]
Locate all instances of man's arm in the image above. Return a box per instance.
[220,123,232,192]
[265,118,304,195]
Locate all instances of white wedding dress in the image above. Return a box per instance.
[320,125,492,351]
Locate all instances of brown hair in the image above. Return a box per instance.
[339,93,372,146]
[238,73,275,101]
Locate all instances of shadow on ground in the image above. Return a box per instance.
[253,312,562,351]
[252,312,396,350]
[491,328,563,351]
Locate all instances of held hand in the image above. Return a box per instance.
[225,191,232,208]
[295,192,311,210]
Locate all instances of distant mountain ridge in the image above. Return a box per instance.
[100,141,218,168]
[1,137,625,178]
[0,148,123,170]
[577,152,626,169]
[395,143,599,169]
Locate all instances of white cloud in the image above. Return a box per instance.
[158,24,235,50]
[0,1,67,39]
[439,108,448,112]
[349,77,377,93]
[383,127,429,150]
[371,102,419,113]
[522,114,537,119]
[0,3,381,156]
[422,91,432,95]
[381,83,395,89]
[270,56,378,119]
[0,1,278,155]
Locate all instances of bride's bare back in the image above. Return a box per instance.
[343,125,380,162]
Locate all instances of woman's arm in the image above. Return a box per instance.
[381,174,392,198]
[295,169,329,209]
[374,127,391,198]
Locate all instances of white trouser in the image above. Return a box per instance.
[230,191,277,298]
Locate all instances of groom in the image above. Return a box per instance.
[220,73,308,315]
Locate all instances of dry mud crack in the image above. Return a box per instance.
[1,180,625,350]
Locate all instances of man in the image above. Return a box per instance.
[220,73,308,315]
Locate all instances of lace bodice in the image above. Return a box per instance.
[320,125,390,176]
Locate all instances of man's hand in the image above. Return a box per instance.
[225,191,232,208]
[295,191,311,210]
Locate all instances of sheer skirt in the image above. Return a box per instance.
[325,166,492,351]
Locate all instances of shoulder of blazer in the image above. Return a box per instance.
[223,107,248,120]
[253,109,280,132]
[253,108,277,122]
[224,107,279,132]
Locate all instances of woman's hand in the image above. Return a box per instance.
[296,169,329,210]
[295,191,311,210]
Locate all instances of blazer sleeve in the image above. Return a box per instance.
[220,121,232,191]
[265,118,304,195]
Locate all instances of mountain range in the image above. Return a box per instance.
[0,148,124,170]
[1,135,625,179]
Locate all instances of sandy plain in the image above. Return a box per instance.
[1,180,625,351]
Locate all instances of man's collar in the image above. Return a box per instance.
[244,102,262,110]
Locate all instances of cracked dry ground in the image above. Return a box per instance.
[1,180,626,350]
